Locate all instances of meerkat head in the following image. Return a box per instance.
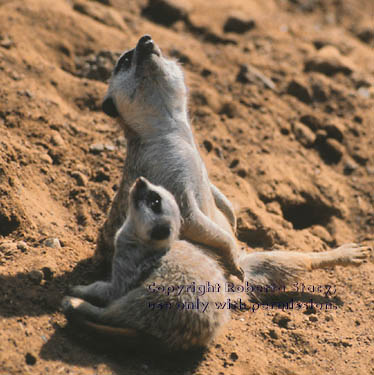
[102,35,188,136]
[127,177,181,249]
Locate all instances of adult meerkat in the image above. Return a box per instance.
[63,178,372,350]
[97,34,242,279]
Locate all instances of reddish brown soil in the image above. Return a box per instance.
[1,0,374,374]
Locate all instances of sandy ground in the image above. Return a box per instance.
[0,0,374,374]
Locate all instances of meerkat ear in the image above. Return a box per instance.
[102,96,119,118]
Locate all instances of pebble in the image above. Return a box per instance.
[223,12,256,34]
[29,270,43,284]
[229,352,239,361]
[343,158,358,175]
[0,35,14,49]
[43,238,61,249]
[268,328,280,339]
[292,122,316,147]
[286,79,312,103]
[71,171,88,187]
[41,267,54,281]
[299,114,321,131]
[40,153,53,164]
[323,138,344,163]
[305,46,355,76]
[17,241,28,252]
[142,0,191,26]
[356,26,373,44]
[237,64,275,90]
[89,143,105,154]
[357,87,370,99]
[311,225,333,243]
[51,131,65,147]
[203,140,213,153]
[272,312,291,328]
[25,352,37,366]
[323,121,344,142]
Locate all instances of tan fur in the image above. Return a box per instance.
[96,35,242,279]
[63,178,372,350]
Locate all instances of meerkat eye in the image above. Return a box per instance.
[114,49,134,74]
[146,191,162,214]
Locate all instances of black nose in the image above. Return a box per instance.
[150,224,171,241]
[136,35,155,56]
[138,35,152,45]
[102,96,119,118]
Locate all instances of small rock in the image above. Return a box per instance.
[272,313,291,329]
[43,238,61,249]
[237,169,247,178]
[41,267,54,281]
[311,225,333,243]
[94,170,110,182]
[229,352,239,361]
[219,102,238,118]
[287,79,312,103]
[40,153,53,164]
[351,147,368,166]
[299,114,321,131]
[309,315,318,322]
[343,158,358,175]
[142,0,191,26]
[357,87,370,99]
[25,352,37,366]
[237,65,275,90]
[366,166,374,175]
[29,270,43,284]
[203,140,213,153]
[305,46,355,76]
[311,81,327,102]
[268,328,280,339]
[317,138,344,164]
[0,35,14,49]
[50,131,65,147]
[292,122,316,147]
[223,12,256,34]
[89,143,105,154]
[323,121,344,142]
[71,171,88,187]
[229,159,239,168]
[356,26,373,44]
[104,144,115,151]
[17,241,28,252]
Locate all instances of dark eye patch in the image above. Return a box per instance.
[146,191,162,214]
[114,49,134,74]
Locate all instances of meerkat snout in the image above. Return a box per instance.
[135,34,161,63]
[150,224,171,241]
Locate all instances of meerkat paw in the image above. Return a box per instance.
[69,285,88,298]
[334,243,373,266]
[61,296,86,319]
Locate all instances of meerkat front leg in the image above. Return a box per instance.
[210,183,237,230]
[69,281,113,306]
[182,192,243,279]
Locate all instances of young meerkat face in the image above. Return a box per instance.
[128,177,181,248]
[102,35,188,135]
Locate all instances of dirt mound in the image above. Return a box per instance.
[0,0,373,374]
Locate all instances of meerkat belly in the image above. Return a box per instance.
[127,138,216,215]
[144,240,230,320]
